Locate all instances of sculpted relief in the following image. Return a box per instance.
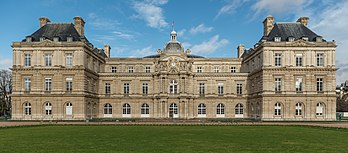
[155,57,193,73]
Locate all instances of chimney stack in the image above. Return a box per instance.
[104,44,111,58]
[263,15,274,36]
[39,17,50,28]
[297,17,309,26]
[73,16,85,37]
[237,44,245,58]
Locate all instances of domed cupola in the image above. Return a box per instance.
[164,22,184,53]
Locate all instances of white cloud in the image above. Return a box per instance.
[182,42,192,49]
[191,35,229,54]
[129,45,154,58]
[251,0,312,16]
[112,31,134,40]
[177,29,186,37]
[189,24,213,35]
[0,57,12,70]
[215,0,248,19]
[88,13,120,30]
[132,0,168,29]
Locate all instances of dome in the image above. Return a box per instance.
[171,30,177,35]
[164,41,183,53]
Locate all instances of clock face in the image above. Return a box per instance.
[171,62,176,66]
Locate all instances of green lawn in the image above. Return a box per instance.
[0,125,347,153]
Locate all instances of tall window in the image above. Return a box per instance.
[66,102,72,115]
[111,66,117,73]
[230,67,236,73]
[295,54,302,67]
[169,103,178,115]
[199,83,205,95]
[123,103,131,115]
[218,83,224,96]
[274,103,281,116]
[24,53,31,66]
[128,66,134,73]
[145,67,151,73]
[66,53,73,67]
[141,103,150,115]
[214,66,220,73]
[104,103,112,115]
[124,83,130,95]
[275,53,282,66]
[216,103,225,115]
[317,78,323,92]
[197,67,203,73]
[316,103,324,115]
[198,103,206,115]
[296,78,302,92]
[24,102,31,115]
[316,53,324,66]
[275,78,281,92]
[66,78,73,91]
[235,103,244,115]
[45,102,52,115]
[237,83,242,95]
[45,78,52,91]
[24,78,31,91]
[45,53,52,67]
[142,83,148,95]
[295,103,302,116]
[105,83,111,94]
[169,80,178,94]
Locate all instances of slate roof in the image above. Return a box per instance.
[262,23,322,42]
[143,54,204,58]
[23,23,87,42]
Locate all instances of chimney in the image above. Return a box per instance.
[297,17,309,26]
[39,17,50,28]
[263,15,274,36]
[237,44,245,58]
[73,16,85,37]
[104,44,111,58]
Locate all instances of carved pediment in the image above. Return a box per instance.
[288,40,316,47]
[33,39,58,47]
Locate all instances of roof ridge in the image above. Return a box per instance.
[46,22,73,25]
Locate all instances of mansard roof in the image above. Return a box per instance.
[263,23,322,42]
[23,23,88,42]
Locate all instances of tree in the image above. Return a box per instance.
[0,70,12,116]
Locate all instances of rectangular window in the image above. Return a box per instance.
[275,78,281,92]
[197,67,203,73]
[145,67,151,73]
[237,83,242,95]
[128,66,134,73]
[218,83,224,96]
[105,83,111,94]
[199,83,205,95]
[45,53,52,67]
[124,83,130,95]
[142,83,148,95]
[316,53,324,66]
[24,53,31,66]
[274,37,281,42]
[66,53,73,67]
[230,67,236,73]
[275,53,282,67]
[111,66,117,73]
[45,78,52,91]
[296,78,302,92]
[214,66,220,73]
[66,78,73,91]
[317,78,323,92]
[24,78,31,91]
[295,54,302,67]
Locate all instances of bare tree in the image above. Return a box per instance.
[0,70,12,116]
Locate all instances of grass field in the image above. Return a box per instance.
[0,125,347,153]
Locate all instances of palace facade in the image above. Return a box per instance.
[11,16,337,121]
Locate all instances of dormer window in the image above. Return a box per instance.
[288,36,295,42]
[40,37,45,42]
[302,36,308,41]
[67,36,73,42]
[315,36,322,42]
[274,37,281,42]
[53,36,59,42]
[26,36,32,42]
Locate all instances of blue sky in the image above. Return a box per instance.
[1,0,348,84]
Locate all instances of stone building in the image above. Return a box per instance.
[11,15,337,121]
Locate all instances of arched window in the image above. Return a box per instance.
[274,102,281,116]
[24,102,31,115]
[66,102,73,115]
[295,103,302,116]
[45,102,52,115]
[198,103,206,115]
[141,103,149,115]
[316,102,324,116]
[169,80,178,94]
[169,103,178,115]
[104,103,112,115]
[216,103,225,115]
[123,103,131,115]
[235,103,244,115]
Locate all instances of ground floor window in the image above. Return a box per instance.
[198,103,206,115]
[316,102,324,116]
[104,103,112,115]
[45,102,52,115]
[274,102,281,116]
[123,103,131,115]
[169,103,178,114]
[141,103,149,114]
[235,103,243,115]
[295,103,302,116]
[24,102,31,115]
[66,102,72,115]
[216,103,225,114]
